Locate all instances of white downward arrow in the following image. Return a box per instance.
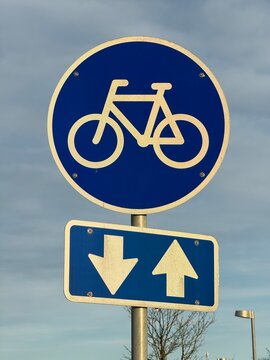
[152,240,198,298]
[88,235,138,295]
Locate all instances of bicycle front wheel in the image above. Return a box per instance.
[68,114,124,169]
[153,114,209,169]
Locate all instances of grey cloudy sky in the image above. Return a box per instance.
[1,0,270,359]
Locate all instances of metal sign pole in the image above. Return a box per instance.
[131,215,147,360]
[251,316,257,360]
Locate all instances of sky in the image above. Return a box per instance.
[1,0,270,359]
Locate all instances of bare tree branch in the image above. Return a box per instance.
[123,308,215,360]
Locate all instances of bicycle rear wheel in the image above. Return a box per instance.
[68,114,124,168]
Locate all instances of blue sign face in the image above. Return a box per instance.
[48,37,229,214]
[64,221,218,311]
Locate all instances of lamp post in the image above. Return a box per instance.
[235,310,257,360]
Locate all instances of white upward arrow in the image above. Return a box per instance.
[88,235,138,295]
[152,240,198,298]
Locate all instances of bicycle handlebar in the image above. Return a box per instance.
[151,83,172,90]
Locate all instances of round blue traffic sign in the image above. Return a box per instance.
[48,37,229,214]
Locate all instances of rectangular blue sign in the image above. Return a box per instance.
[64,220,218,311]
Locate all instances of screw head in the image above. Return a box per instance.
[87,228,93,235]
[73,71,79,77]
[72,173,78,179]
[87,291,93,297]
[199,172,205,178]
[195,300,200,305]
[199,72,206,78]
[194,240,200,246]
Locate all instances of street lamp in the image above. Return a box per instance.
[235,310,257,360]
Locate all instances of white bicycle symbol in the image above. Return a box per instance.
[68,79,209,169]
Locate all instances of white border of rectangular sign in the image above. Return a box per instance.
[64,220,219,312]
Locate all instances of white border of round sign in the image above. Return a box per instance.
[47,36,230,214]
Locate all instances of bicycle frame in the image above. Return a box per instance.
[92,80,184,147]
